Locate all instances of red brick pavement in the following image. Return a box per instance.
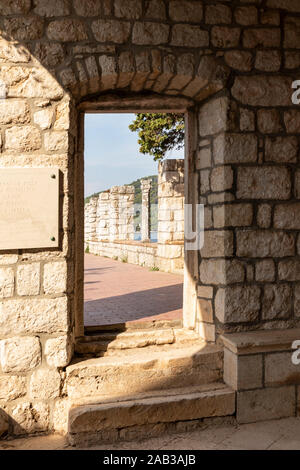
[84,254,183,326]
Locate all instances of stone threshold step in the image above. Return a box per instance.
[84,318,182,333]
[66,343,224,400]
[76,328,201,355]
[68,383,235,446]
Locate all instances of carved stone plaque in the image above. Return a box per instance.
[0,168,59,250]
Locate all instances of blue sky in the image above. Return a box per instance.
[84,113,183,197]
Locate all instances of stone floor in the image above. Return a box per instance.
[84,254,183,326]
[2,418,300,450]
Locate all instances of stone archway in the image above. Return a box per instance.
[1,1,299,437]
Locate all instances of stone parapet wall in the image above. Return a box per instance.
[86,239,184,274]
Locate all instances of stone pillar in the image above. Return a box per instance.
[157,160,184,244]
[96,191,110,241]
[140,179,151,242]
[109,185,135,241]
[118,186,135,241]
[109,186,119,242]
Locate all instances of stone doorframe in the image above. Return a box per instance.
[74,93,198,339]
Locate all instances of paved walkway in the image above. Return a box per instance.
[84,254,183,327]
[2,418,300,450]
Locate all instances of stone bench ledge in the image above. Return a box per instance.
[221,328,300,355]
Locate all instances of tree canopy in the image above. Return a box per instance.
[129,113,185,161]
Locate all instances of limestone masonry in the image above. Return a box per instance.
[0,0,300,443]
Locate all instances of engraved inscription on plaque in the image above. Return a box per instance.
[0,168,59,250]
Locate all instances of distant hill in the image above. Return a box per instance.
[85,175,158,205]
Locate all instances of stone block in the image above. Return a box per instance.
[44,131,68,152]
[47,19,88,41]
[33,0,70,16]
[0,297,68,335]
[213,204,253,228]
[265,136,298,163]
[43,261,67,294]
[92,20,130,43]
[200,230,233,258]
[257,204,272,228]
[232,76,292,106]
[0,336,41,373]
[0,375,26,402]
[45,335,72,367]
[262,284,292,320]
[5,126,41,152]
[237,167,291,200]
[0,100,30,125]
[0,267,14,298]
[197,299,213,323]
[243,28,281,48]
[211,27,241,48]
[224,348,263,390]
[278,260,300,281]
[11,402,49,435]
[0,0,31,14]
[34,108,53,130]
[114,0,142,18]
[284,110,300,133]
[237,230,294,258]
[284,17,300,48]
[265,352,300,387]
[214,134,257,164]
[200,259,245,285]
[29,368,61,400]
[169,1,203,22]
[235,6,258,25]
[199,97,229,136]
[274,203,300,229]
[17,263,40,296]
[257,109,282,133]
[211,166,233,192]
[73,0,101,16]
[255,260,275,282]
[133,22,169,45]
[4,17,44,41]
[215,286,261,324]
[197,285,213,299]
[171,24,209,47]
[237,386,295,423]
[206,4,232,24]
[255,50,281,71]
[267,0,300,11]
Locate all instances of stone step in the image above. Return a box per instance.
[68,383,235,446]
[84,319,182,333]
[75,328,201,356]
[66,342,223,400]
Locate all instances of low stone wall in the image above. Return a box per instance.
[86,239,184,274]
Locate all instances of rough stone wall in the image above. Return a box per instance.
[0,0,299,437]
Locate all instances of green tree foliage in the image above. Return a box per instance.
[129,113,185,161]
